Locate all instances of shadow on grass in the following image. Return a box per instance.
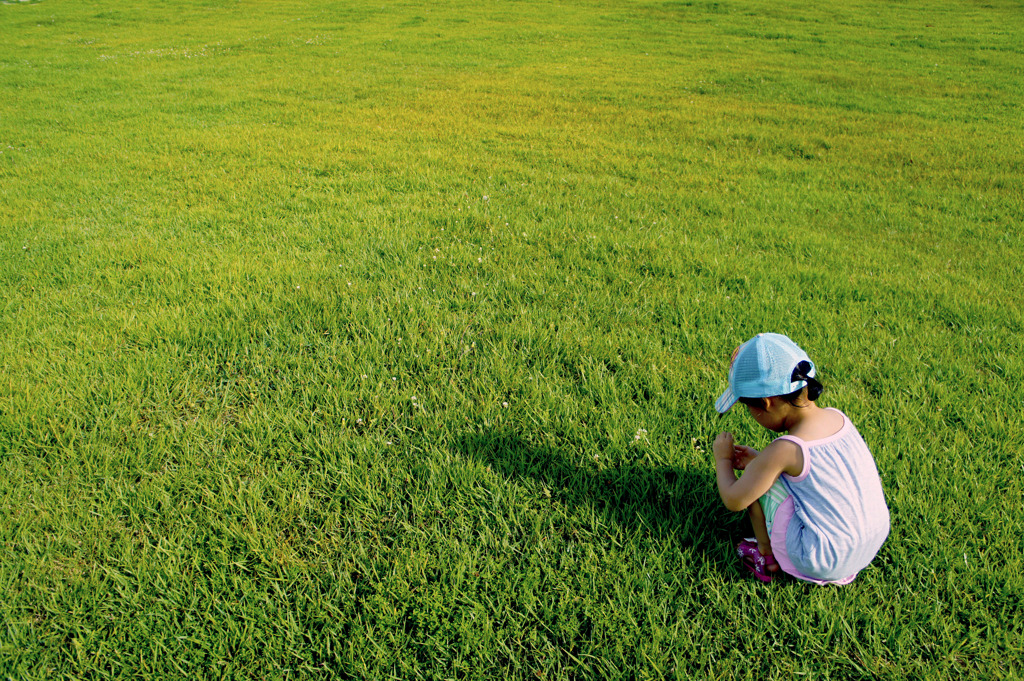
[455,429,734,570]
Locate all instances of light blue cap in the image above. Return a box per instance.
[715,333,816,413]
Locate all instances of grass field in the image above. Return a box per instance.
[2,0,1023,678]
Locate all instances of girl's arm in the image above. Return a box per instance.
[731,444,759,470]
[713,432,800,512]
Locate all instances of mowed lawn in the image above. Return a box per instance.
[1,0,1022,678]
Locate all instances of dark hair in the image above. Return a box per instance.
[738,361,824,410]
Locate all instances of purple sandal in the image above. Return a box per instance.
[736,539,779,583]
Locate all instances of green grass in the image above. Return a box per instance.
[2,0,1023,677]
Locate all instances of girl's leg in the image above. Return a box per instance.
[747,500,778,572]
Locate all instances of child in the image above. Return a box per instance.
[712,333,890,584]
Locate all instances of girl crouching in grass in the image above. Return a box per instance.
[712,333,890,584]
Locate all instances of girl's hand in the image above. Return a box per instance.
[732,445,759,470]
[713,432,735,464]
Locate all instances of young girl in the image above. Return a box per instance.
[712,333,890,584]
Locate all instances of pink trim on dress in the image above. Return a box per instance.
[775,435,810,482]
[775,409,851,484]
[769,496,802,578]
